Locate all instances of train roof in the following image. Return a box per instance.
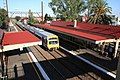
[35,27,57,37]
[17,23,57,38]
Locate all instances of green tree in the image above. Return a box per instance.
[44,14,53,23]
[15,16,21,21]
[86,0,112,24]
[44,13,48,22]
[0,8,9,29]
[28,10,39,24]
[28,9,34,24]
[49,0,86,21]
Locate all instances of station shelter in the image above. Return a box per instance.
[0,29,42,52]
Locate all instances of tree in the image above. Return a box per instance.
[44,13,48,22]
[44,14,53,23]
[49,0,86,21]
[86,0,96,17]
[28,9,39,24]
[28,9,34,24]
[15,16,21,21]
[86,0,112,24]
[0,8,9,29]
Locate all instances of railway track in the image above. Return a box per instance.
[53,50,102,79]
[29,45,107,80]
[60,38,116,79]
[29,46,65,80]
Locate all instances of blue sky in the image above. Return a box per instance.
[0,0,120,17]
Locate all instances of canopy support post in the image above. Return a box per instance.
[116,53,120,80]
[114,39,119,58]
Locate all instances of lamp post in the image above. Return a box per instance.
[3,0,9,16]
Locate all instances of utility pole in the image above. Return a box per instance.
[3,0,8,16]
[41,1,43,22]
[6,0,8,16]
[1,1,9,79]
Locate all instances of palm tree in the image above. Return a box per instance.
[87,0,112,24]
[86,0,96,17]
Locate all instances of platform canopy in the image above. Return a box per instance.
[0,31,42,52]
[34,21,120,44]
[34,21,120,58]
[51,21,120,37]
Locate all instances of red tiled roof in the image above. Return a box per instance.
[35,24,108,41]
[77,22,120,38]
[34,21,120,42]
[2,31,40,46]
[51,21,74,27]
[50,21,120,38]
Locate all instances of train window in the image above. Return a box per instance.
[49,41,58,44]
[49,38,57,40]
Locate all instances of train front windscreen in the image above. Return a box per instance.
[49,41,58,44]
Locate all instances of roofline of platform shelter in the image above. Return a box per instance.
[34,24,117,44]
[0,31,42,52]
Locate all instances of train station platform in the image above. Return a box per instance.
[0,30,42,52]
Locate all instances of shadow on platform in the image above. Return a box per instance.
[4,48,28,57]
[7,65,25,80]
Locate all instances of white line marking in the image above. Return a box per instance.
[13,25,18,32]
[60,46,116,78]
[9,20,18,32]
[27,48,50,80]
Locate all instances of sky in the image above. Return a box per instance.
[0,0,120,17]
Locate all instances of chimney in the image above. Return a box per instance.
[74,20,77,28]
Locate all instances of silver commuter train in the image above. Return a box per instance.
[17,22,59,50]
